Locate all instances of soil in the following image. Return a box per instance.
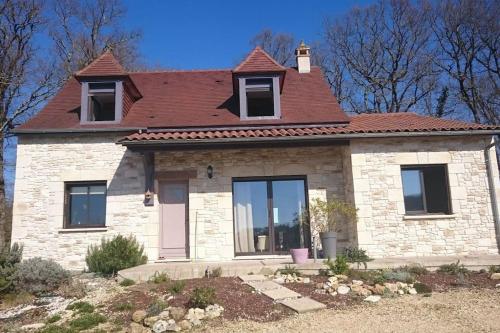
[416,271,497,292]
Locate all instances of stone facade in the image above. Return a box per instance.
[10,134,500,269]
[349,136,500,257]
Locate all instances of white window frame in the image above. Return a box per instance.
[238,76,281,120]
[80,81,123,124]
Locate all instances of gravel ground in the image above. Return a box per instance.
[196,289,500,333]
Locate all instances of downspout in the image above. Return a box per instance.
[484,136,500,252]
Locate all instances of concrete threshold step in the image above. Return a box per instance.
[279,297,327,313]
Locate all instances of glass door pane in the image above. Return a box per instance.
[233,181,269,254]
[271,180,307,253]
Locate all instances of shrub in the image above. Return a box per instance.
[0,243,23,293]
[67,301,94,314]
[277,264,301,277]
[189,287,216,309]
[413,282,432,294]
[148,271,169,284]
[69,313,106,331]
[86,235,148,276]
[14,257,70,296]
[437,260,469,275]
[119,278,135,287]
[324,256,349,275]
[46,314,62,324]
[399,264,428,276]
[147,298,167,316]
[57,280,86,299]
[348,269,385,284]
[168,280,186,295]
[343,247,373,269]
[211,266,223,278]
[489,265,500,274]
[40,325,74,333]
[114,302,134,311]
[382,270,415,283]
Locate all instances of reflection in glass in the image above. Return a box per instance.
[402,169,425,212]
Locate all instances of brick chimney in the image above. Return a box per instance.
[295,41,311,73]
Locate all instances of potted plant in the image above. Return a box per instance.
[307,198,357,259]
[290,208,309,264]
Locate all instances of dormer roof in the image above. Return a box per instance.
[233,47,286,73]
[75,50,127,78]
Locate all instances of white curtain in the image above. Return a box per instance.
[234,184,255,253]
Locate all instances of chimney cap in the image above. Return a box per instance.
[295,41,310,56]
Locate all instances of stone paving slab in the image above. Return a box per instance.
[279,297,327,313]
[261,287,301,301]
[238,274,267,282]
[246,280,283,291]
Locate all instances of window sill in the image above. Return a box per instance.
[58,227,108,233]
[403,214,456,220]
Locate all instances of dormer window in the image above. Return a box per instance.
[81,81,123,123]
[238,76,281,120]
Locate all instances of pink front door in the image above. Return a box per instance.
[159,181,188,259]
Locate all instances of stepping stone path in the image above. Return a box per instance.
[239,274,326,314]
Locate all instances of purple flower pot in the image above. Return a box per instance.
[290,248,309,264]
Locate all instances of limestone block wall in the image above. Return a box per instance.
[349,136,499,258]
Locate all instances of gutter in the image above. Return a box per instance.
[12,127,144,135]
[484,136,500,253]
[119,129,500,147]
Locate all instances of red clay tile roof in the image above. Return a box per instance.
[233,47,286,73]
[120,113,499,142]
[18,66,349,130]
[75,51,127,77]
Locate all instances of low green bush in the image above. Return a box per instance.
[348,269,385,285]
[211,266,223,277]
[114,302,134,311]
[398,264,429,276]
[119,278,135,287]
[66,301,94,314]
[69,313,106,331]
[85,235,148,276]
[46,314,62,324]
[324,256,349,275]
[189,287,216,309]
[413,282,432,294]
[39,325,74,333]
[147,298,167,316]
[277,264,301,277]
[148,271,169,284]
[343,247,373,269]
[489,265,500,274]
[169,280,186,295]
[437,260,469,275]
[0,243,23,294]
[382,270,415,283]
[14,257,70,296]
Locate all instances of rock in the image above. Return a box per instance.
[316,282,324,289]
[185,308,205,322]
[408,288,418,295]
[328,276,338,283]
[491,273,500,280]
[303,277,311,284]
[384,282,398,293]
[132,310,148,323]
[397,282,408,289]
[129,322,151,333]
[152,319,179,333]
[335,275,348,281]
[374,284,386,295]
[205,304,224,319]
[364,295,381,303]
[314,289,326,294]
[178,320,192,331]
[21,323,45,331]
[495,283,500,288]
[158,311,170,320]
[273,277,285,284]
[352,279,363,286]
[398,290,405,295]
[337,285,350,295]
[169,307,185,321]
[144,316,160,327]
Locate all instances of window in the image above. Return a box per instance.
[65,182,107,228]
[233,177,309,255]
[81,81,122,123]
[238,76,281,119]
[401,165,451,215]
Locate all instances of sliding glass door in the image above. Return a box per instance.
[233,177,309,256]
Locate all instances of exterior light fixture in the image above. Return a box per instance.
[207,165,213,179]
[145,190,153,200]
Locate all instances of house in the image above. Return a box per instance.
[10,44,500,270]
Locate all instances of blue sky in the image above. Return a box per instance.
[122,0,373,69]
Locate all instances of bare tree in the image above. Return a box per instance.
[0,0,58,247]
[431,0,499,125]
[49,0,142,81]
[323,0,440,114]
[250,29,296,66]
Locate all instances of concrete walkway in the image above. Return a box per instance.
[239,274,326,314]
[118,254,500,281]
